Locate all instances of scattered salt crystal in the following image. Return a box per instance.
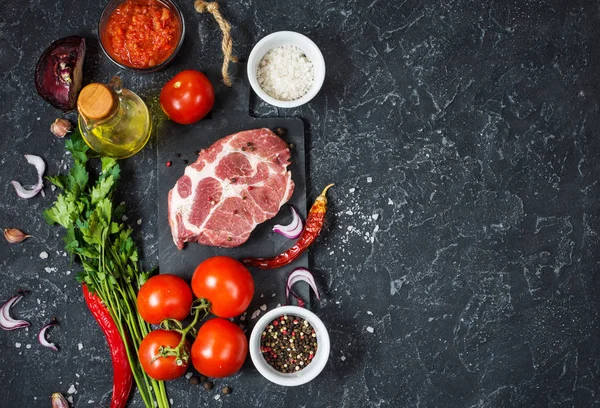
[170,399,174,404]
[330,250,334,255]
[345,210,353,215]
[76,373,80,378]
[214,394,221,400]
[367,311,373,315]
[366,326,374,333]
[185,372,193,379]
[37,298,41,305]
[122,215,128,221]
[372,214,379,221]
[260,293,264,298]
[347,226,353,231]
[349,188,355,193]
[251,310,261,320]
[272,293,276,297]
[51,185,56,192]
[67,384,77,394]
[367,177,372,183]
[67,396,74,404]
[374,225,380,232]
[388,198,394,205]
[66,270,71,275]
[335,301,340,305]
[240,315,246,321]
[340,356,346,361]
[78,343,84,351]
[259,304,267,311]
[26,344,31,349]
[45,267,57,273]
[39,251,49,259]
[15,342,21,348]
[88,401,95,404]
[137,219,142,225]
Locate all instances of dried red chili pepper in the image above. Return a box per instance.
[242,184,334,269]
[82,284,132,408]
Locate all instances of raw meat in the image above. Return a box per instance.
[168,128,294,249]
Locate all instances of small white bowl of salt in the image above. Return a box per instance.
[247,31,325,108]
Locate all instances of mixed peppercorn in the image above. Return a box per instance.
[260,314,318,373]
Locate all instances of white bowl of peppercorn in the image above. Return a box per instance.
[249,305,330,386]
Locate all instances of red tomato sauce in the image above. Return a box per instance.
[104,0,181,69]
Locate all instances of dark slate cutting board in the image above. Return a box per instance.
[156,64,309,319]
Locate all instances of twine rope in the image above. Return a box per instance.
[194,0,238,87]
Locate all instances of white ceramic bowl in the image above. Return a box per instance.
[247,31,325,108]
[249,305,330,386]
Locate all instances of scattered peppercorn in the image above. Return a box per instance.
[246,142,253,147]
[195,150,200,155]
[222,386,232,395]
[288,143,295,149]
[275,127,287,136]
[176,153,181,158]
[166,161,172,167]
[241,146,246,151]
[260,314,318,373]
[200,376,207,383]
[189,376,200,385]
[203,381,213,390]
[183,159,189,164]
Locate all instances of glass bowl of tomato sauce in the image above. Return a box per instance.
[99,0,185,72]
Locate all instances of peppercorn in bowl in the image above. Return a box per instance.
[247,31,326,108]
[249,305,330,386]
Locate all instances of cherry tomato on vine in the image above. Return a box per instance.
[137,274,193,325]
[191,318,248,378]
[191,256,254,318]
[159,70,215,125]
[139,330,189,381]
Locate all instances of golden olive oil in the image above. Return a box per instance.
[78,78,152,159]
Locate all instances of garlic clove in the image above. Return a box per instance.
[3,228,31,244]
[51,393,70,408]
[50,118,72,138]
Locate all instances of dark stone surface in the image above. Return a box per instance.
[1,0,600,407]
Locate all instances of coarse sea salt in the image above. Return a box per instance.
[257,45,315,101]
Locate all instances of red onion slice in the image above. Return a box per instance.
[0,291,30,331]
[286,268,321,308]
[11,154,46,199]
[38,317,59,351]
[273,206,303,239]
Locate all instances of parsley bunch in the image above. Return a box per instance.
[44,130,170,408]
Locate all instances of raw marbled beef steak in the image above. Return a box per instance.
[168,128,294,249]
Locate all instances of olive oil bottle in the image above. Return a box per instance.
[77,77,151,158]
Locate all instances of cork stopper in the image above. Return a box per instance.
[77,83,118,121]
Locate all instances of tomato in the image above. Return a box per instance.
[159,70,215,125]
[139,330,189,381]
[137,274,193,325]
[191,318,248,378]
[191,256,254,318]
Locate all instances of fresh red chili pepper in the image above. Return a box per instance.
[242,184,334,269]
[82,284,132,408]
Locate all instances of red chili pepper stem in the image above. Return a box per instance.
[156,298,211,365]
[242,184,334,269]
